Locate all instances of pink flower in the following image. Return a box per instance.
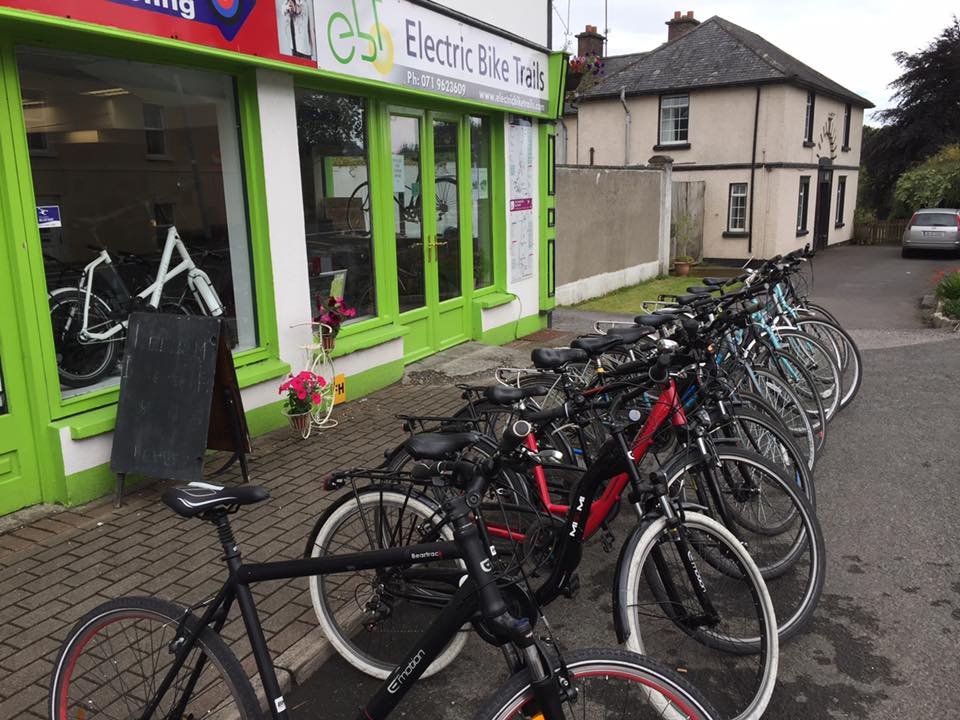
[296,389,307,400]
[317,376,327,387]
[311,393,321,404]
[343,308,357,318]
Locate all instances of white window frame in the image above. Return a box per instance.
[835,176,846,226]
[659,94,689,145]
[797,176,810,232]
[727,183,748,232]
[803,91,815,143]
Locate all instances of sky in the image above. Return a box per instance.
[549,1,957,122]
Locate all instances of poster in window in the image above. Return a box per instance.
[508,118,535,282]
[277,0,317,60]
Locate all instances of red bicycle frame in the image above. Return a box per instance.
[486,379,687,542]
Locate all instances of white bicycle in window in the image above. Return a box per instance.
[48,225,225,388]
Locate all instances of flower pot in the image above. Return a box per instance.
[674,261,692,277]
[321,331,336,352]
[282,407,312,439]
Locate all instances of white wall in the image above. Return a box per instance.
[436,0,548,46]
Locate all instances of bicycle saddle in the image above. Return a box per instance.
[570,335,623,356]
[162,482,269,519]
[685,286,712,295]
[605,326,655,345]
[484,385,550,405]
[634,314,675,328]
[530,347,588,369]
[404,431,483,460]
[701,277,729,287]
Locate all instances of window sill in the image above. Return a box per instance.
[834,222,845,229]
[58,356,291,440]
[722,231,750,239]
[474,291,516,310]
[653,143,690,151]
[796,230,809,237]
[802,141,815,148]
[330,324,409,359]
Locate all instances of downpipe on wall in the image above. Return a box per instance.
[620,87,631,166]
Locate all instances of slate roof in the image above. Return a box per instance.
[578,16,873,107]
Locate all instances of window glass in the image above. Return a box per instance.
[659,95,689,144]
[797,176,810,232]
[18,47,257,400]
[294,89,376,321]
[470,116,494,289]
[835,177,846,225]
[728,183,748,231]
[914,213,958,227]
[804,92,815,142]
[842,103,851,148]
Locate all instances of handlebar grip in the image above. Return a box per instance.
[499,419,532,454]
[648,353,673,384]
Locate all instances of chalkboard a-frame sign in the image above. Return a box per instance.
[110,313,250,505]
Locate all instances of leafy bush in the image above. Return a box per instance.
[893,145,960,217]
[942,298,960,319]
[935,271,960,301]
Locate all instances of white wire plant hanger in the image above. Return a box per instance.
[287,321,338,438]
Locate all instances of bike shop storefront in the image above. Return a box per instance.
[0,2,563,516]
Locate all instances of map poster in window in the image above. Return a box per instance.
[508,116,535,282]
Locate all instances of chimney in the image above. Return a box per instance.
[666,11,699,42]
[576,24,605,57]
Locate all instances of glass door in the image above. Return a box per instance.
[390,111,468,362]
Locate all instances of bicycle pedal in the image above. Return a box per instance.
[600,528,616,553]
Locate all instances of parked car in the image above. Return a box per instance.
[902,208,960,257]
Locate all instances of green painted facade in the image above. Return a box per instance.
[0,7,565,516]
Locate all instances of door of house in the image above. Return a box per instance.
[390,110,468,362]
[813,166,834,250]
[0,271,44,516]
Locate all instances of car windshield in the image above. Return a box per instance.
[915,213,958,227]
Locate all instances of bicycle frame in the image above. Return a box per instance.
[144,539,469,720]
[77,226,224,342]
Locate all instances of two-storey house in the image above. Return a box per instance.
[562,12,873,260]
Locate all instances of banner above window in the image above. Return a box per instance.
[318,0,550,113]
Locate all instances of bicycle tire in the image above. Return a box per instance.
[48,288,121,388]
[305,486,468,679]
[49,596,260,720]
[775,330,842,422]
[735,389,817,469]
[794,317,862,410]
[473,648,720,720]
[660,447,825,643]
[617,512,778,720]
[741,368,826,454]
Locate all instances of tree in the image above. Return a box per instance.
[860,17,960,217]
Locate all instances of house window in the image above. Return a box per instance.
[803,91,815,143]
[835,176,846,227]
[294,89,377,322]
[659,94,689,145]
[143,103,167,157]
[797,176,810,233]
[842,103,851,150]
[727,183,748,232]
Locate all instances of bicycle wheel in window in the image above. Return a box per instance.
[435,177,458,226]
[617,511,778,720]
[49,596,259,720]
[305,486,468,679]
[474,648,720,720]
[48,288,121,388]
[662,447,825,643]
[347,180,373,233]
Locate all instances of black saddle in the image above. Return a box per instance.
[634,314,675,328]
[405,432,483,460]
[606,326,655,345]
[484,385,549,405]
[701,276,729,287]
[531,347,588,370]
[162,482,270,519]
[686,286,712,295]
[570,335,624,356]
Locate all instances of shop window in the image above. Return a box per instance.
[470,116,494,289]
[22,89,51,154]
[17,47,258,399]
[294,89,376,321]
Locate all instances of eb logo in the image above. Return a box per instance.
[110,0,256,42]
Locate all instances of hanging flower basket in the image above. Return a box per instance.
[282,407,312,439]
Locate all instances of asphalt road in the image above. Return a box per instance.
[287,245,960,719]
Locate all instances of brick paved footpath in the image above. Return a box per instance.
[0,380,476,718]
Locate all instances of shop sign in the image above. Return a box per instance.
[333,373,346,405]
[36,205,62,228]
[0,0,318,67]
[318,0,550,113]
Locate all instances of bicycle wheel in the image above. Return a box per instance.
[305,486,468,679]
[474,648,720,720]
[347,181,372,233]
[775,330,842,422]
[435,177,459,226]
[750,368,826,453]
[794,317,862,410]
[709,405,815,507]
[735,389,817,469]
[49,289,121,388]
[49,596,259,720]
[617,512,778,720]
[663,447,825,643]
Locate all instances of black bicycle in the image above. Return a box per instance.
[48,426,720,720]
